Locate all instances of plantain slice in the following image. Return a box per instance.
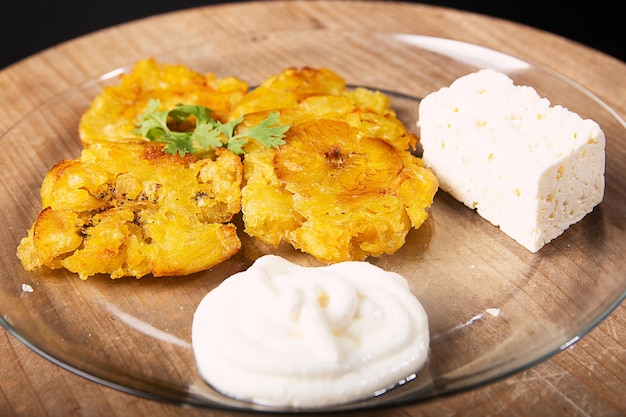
[230,67,345,119]
[17,141,243,279]
[79,58,249,144]
[274,120,403,195]
[238,68,438,263]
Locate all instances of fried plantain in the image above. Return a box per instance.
[17,140,243,279]
[237,68,438,263]
[79,58,249,144]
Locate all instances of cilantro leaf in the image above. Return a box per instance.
[169,103,212,124]
[133,99,289,156]
[193,120,224,150]
[133,99,171,141]
[232,112,289,149]
[226,137,249,155]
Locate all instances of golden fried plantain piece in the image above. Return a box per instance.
[17,140,243,279]
[234,68,417,152]
[238,68,438,263]
[79,58,249,144]
[230,67,345,119]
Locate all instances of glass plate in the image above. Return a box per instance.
[1,31,625,413]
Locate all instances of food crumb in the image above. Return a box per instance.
[486,308,500,317]
[21,283,34,293]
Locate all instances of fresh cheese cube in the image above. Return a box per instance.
[418,69,605,252]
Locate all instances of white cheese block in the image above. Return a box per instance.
[418,69,605,252]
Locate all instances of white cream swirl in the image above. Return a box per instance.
[191,255,429,408]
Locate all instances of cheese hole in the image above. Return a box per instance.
[556,165,564,180]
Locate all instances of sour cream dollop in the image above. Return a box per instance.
[191,255,429,408]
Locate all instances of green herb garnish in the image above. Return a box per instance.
[133,99,289,156]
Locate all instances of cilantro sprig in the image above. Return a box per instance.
[133,99,289,156]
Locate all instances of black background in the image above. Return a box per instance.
[2,0,624,69]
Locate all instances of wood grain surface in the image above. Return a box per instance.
[0,1,624,416]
